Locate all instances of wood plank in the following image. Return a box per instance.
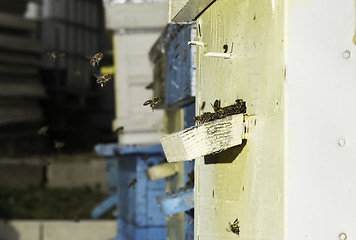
[0,51,40,66]
[156,187,194,216]
[169,0,215,22]
[105,2,168,30]
[0,34,42,53]
[161,114,246,162]
[0,13,36,31]
[145,162,178,181]
[0,83,45,97]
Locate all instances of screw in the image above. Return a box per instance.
[339,233,347,240]
[338,138,346,147]
[343,50,351,59]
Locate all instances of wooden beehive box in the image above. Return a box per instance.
[169,0,356,240]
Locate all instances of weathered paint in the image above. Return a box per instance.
[194,0,285,239]
[164,109,185,240]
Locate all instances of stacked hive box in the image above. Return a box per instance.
[149,23,196,240]
[0,0,46,155]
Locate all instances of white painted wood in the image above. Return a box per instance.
[161,114,245,162]
[104,2,168,30]
[287,0,356,238]
[145,162,178,180]
[113,32,165,145]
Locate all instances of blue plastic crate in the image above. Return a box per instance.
[116,145,166,240]
[166,24,196,109]
[94,144,167,240]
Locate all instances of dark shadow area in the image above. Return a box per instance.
[204,139,247,164]
[0,220,20,240]
[0,185,114,220]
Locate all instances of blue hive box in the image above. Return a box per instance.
[166,24,196,109]
[95,144,167,240]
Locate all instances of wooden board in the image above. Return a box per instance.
[145,162,178,181]
[161,114,246,162]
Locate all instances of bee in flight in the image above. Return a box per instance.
[89,52,104,67]
[73,70,82,78]
[143,97,161,111]
[37,126,48,136]
[48,51,66,61]
[128,178,137,188]
[114,126,124,136]
[96,74,112,87]
[53,141,65,150]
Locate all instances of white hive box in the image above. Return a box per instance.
[104,2,168,145]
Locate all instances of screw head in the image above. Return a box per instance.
[338,138,346,147]
[343,50,351,59]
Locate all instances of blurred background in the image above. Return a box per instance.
[0,0,171,239]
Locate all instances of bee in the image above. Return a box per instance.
[185,170,194,187]
[53,141,65,150]
[211,99,222,112]
[128,178,137,188]
[96,74,112,87]
[145,82,153,89]
[73,70,82,78]
[114,126,124,134]
[89,52,104,67]
[227,218,240,236]
[201,101,206,111]
[193,112,215,124]
[48,51,66,61]
[143,97,161,111]
[37,126,48,136]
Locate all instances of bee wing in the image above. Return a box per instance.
[92,73,101,78]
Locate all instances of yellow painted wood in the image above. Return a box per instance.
[100,66,115,75]
[164,109,185,240]
[195,0,285,239]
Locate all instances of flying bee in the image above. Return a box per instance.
[53,141,65,150]
[96,74,112,87]
[227,218,240,236]
[128,178,137,188]
[89,52,104,67]
[73,70,82,78]
[143,97,161,111]
[48,51,66,61]
[37,126,48,136]
[114,126,124,134]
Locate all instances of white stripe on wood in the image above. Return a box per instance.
[161,114,246,162]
